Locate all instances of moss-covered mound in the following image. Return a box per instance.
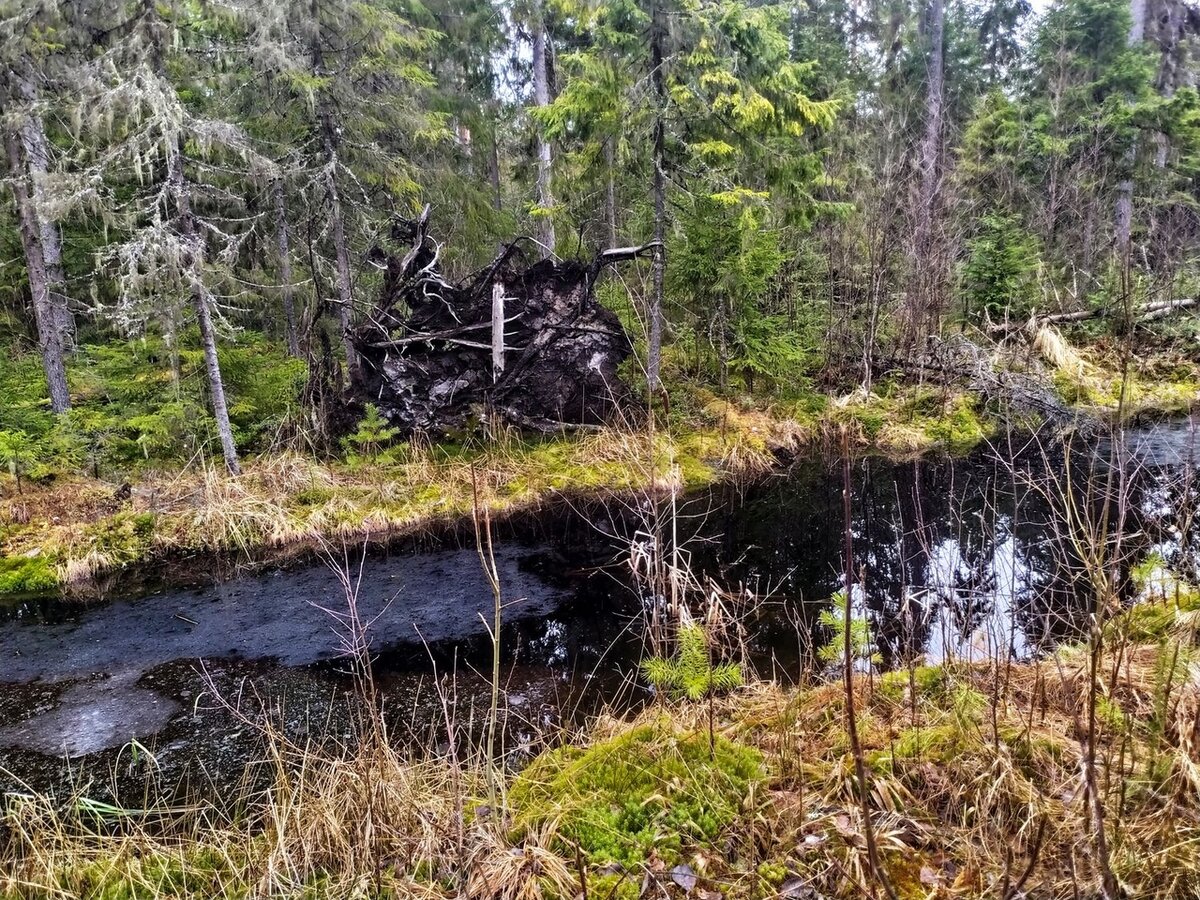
[509,720,764,869]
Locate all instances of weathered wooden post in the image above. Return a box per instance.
[491,280,505,382]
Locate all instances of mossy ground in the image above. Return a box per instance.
[510,720,764,870]
[1035,328,1200,420]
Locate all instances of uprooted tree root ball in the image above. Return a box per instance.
[351,208,658,434]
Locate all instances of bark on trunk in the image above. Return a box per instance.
[908,0,945,340]
[274,178,301,357]
[1114,0,1148,259]
[311,0,361,386]
[14,65,73,349]
[6,130,70,414]
[325,166,360,385]
[532,6,556,259]
[648,0,667,394]
[605,138,618,249]
[491,280,505,381]
[168,143,240,475]
[489,118,503,213]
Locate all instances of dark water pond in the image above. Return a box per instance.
[1,417,1196,803]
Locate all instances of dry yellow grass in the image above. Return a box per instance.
[7,617,1200,900]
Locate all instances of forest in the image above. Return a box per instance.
[1,0,1200,897]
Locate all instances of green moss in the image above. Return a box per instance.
[877,665,951,704]
[510,721,764,868]
[292,486,335,507]
[587,873,640,900]
[884,851,934,900]
[1096,695,1128,733]
[921,394,992,453]
[890,724,970,763]
[81,511,157,567]
[30,845,242,900]
[756,861,788,889]
[0,553,59,595]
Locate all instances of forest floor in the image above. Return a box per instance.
[3,567,1199,899]
[1,329,1197,599]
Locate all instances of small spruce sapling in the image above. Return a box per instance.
[818,591,881,669]
[0,430,36,494]
[642,622,743,757]
[343,404,403,462]
[642,623,743,700]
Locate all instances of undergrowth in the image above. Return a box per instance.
[7,606,1200,899]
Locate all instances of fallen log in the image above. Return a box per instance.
[986,298,1197,335]
[874,334,1074,425]
[1137,298,1198,321]
[352,210,656,433]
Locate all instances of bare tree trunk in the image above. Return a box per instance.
[532,5,556,258]
[605,137,618,248]
[168,143,240,475]
[488,117,503,213]
[908,0,945,342]
[273,178,301,357]
[648,0,667,394]
[6,129,70,414]
[325,165,360,385]
[13,65,73,350]
[310,0,361,387]
[1113,0,1147,260]
[491,280,505,382]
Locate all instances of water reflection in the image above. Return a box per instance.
[704,419,1197,670]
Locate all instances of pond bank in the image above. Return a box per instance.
[3,337,1197,603]
[1,416,1195,807]
[0,382,976,601]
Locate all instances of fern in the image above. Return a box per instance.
[641,623,743,701]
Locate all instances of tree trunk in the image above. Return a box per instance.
[311,0,361,386]
[1151,0,1186,170]
[532,5,556,258]
[488,117,503,213]
[14,64,73,350]
[168,143,240,475]
[648,0,667,393]
[908,0,945,340]
[1114,0,1148,260]
[273,178,301,357]
[325,164,361,385]
[605,137,618,248]
[491,280,505,382]
[6,130,70,414]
